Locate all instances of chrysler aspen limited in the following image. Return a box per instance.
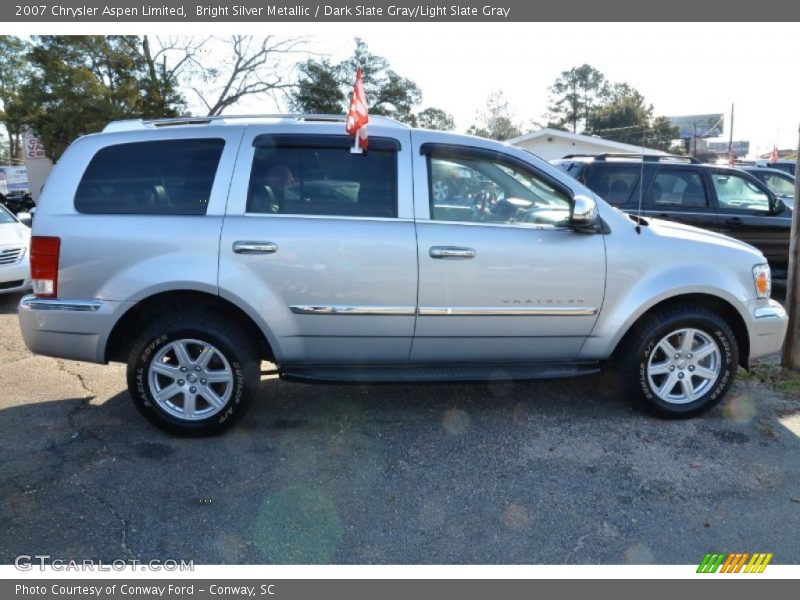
[18,115,788,434]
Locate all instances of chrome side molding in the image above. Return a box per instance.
[290,305,416,316]
[418,306,598,316]
[19,296,103,312]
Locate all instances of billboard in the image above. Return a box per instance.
[707,141,750,156]
[667,114,724,139]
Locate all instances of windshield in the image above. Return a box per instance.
[0,205,17,224]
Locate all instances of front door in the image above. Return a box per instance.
[410,137,606,363]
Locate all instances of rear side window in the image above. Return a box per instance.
[247,135,398,218]
[586,166,641,206]
[75,139,225,215]
[646,170,709,208]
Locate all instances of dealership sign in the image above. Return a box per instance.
[667,114,724,139]
[0,165,29,194]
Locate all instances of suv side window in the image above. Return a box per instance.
[75,139,225,215]
[586,166,641,206]
[711,172,771,212]
[247,136,398,218]
[428,153,571,228]
[646,169,709,209]
[761,172,795,196]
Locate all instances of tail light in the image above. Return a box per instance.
[30,236,61,298]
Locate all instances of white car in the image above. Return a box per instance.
[0,204,31,294]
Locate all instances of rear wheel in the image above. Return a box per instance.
[618,306,738,418]
[126,312,261,435]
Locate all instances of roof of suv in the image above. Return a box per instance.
[557,153,701,164]
[103,114,411,133]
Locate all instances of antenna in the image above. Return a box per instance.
[635,130,645,234]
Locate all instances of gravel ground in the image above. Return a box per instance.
[1,290,799,564]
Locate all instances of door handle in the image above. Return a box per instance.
[725,217,743,226]
[429,246,476,259]
[233,241,278,254]
[656,213,671,219]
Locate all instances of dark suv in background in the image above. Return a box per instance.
[552,154,793,280]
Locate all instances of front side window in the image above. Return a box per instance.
[711,172,771,212]
[75,139,225,215]
[428,154,571,227]
[587,166,641,206]
[247,136,398,218]
[646,170,708,208]
[0,205,16,224]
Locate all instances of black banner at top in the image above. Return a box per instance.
[3,0,800,22]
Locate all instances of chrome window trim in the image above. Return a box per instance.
[418,306,598,317]
[242,213,413,223]
[290,305,416,316]
[19,296,103,312]
[414,218,570,231]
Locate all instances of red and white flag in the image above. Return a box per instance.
[769,144,779,162]
[346,67,369,151]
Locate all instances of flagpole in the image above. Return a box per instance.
[351,128,363,154]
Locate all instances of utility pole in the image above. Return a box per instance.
[727,103,735,165]
[781,124,800,370]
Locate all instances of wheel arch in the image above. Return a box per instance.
[105,290,275,363]
[612,293,750,369]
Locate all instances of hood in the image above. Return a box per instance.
[0,222,31,247]
[646,217,763,259]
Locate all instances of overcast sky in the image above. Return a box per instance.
[17,21,800,157]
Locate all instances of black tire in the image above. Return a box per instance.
[126,312,261,436]
[617,305,738,418]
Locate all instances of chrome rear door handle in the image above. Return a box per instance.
[233,241,278,254]
[429,246,476,259]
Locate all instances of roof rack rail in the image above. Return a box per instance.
[104,113,409,133]
[561,152,700,164]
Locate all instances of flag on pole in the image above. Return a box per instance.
[769,144,779,162]
[346,67,369,152]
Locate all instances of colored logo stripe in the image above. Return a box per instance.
[697,552,773,573]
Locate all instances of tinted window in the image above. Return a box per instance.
[428,154,571,227]
[712,172,771,212]
[75,139,224,215]
[247,138,397,218]
[587,166,641,206]
[646,170,708,208]
[761,172,795,197]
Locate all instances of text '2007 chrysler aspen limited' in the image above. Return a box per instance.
[19,115,787,434]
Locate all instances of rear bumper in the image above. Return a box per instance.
[18,295,133,363]
[748,299,788,362]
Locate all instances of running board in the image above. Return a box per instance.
[280,363,601,384]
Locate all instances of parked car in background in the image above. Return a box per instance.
[0,204,31,295]
[552,153,793,281]
[0,191,36,215]
[736,165,794,209]
[18,116,787,434]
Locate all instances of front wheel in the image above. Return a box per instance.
[618,306,739,418]
[126,312,261,435]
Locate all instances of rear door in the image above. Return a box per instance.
[219,125,418,364]
[410,134,606,363]
[641,167,719,232]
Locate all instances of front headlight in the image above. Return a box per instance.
[753,264,771,299]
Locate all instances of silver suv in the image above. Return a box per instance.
[18,115,788,435]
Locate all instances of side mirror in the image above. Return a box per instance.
[17,212,32,227]
[570,195,598,229]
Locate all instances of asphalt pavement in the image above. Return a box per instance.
[1,291,799,564]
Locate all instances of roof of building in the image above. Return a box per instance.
[507,127,667,155]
